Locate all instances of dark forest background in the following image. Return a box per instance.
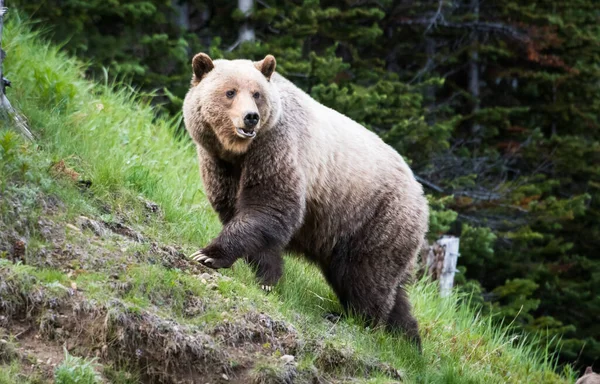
[12,0,600,373]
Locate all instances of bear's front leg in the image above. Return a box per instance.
[245,249,284,292]
[190,136,305,274]
[189,204,299,271]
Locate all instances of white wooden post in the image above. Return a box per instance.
[424,235,460,297]
[437,236,460,297]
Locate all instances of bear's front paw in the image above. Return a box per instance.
[260,284,274,293]
[189,246,234,269]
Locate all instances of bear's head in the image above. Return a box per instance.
[183,53,281,155]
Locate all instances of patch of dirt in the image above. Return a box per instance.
[15,327,64,370]
[1,324,59,382]
[314,343,404,382]
[1,291,271,383]
[209,312,299,354]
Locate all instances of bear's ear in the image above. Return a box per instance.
[255,55,276,81]
[191,53,214,85]
[585,367,594,375]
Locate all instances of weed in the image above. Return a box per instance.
[54,349,101,384]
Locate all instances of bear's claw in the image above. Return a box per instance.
[261,285,273,293]
[189,250,215,266]
[188,248,234,269]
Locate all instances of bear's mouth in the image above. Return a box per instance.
[236,127,256,139]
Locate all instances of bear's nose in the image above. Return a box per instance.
[243,112,259,128]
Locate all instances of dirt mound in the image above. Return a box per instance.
[0,185,404,384]
[0,270,305,383]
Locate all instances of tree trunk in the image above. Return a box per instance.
[424,37,436,126]
[468,0,481,136]
[238,0,255,42]
[228,0,255,51]
[171,0,190,31]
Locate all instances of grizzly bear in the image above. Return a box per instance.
[182,53,429,349]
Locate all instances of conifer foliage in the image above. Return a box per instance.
[10,0,600,372]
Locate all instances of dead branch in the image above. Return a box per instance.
[424,0,445,34]
[415,175,445,193]
[393,17,530,43]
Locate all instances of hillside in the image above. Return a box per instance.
[0,17,576,384]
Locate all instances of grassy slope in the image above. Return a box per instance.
[0,16,575,384]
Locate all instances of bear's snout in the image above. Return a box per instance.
[244,112,260,129]
[236,112,259,139]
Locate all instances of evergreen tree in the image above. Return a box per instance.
[387,0,600,368]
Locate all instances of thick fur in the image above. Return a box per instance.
[182,54,429,349]
[577,367,600,384]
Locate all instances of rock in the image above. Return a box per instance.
[221,373,229,381]
[280,354,295,364]
[104,221,145,242]
[199,273,212,280]
[77,216,108,237]
[139,197,160,214]
[65,223,81,232]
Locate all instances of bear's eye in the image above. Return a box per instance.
[225,90,236,99]
[253,92,260,99]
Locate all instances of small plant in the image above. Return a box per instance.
[103,364,139,384]
[251,360,296,384]
[0,337,18,363]
[54,348,101,384]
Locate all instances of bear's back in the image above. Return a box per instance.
[270,73,428,251]
[271,72,422,197]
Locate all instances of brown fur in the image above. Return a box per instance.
[577,367,600,384]
[182,53,429,350]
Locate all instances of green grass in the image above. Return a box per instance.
[0,13,578,383]
[0,362,44,384]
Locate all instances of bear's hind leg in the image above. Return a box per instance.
[324,246,422,352]
[245,249,283,292]
[387,287,422,352]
